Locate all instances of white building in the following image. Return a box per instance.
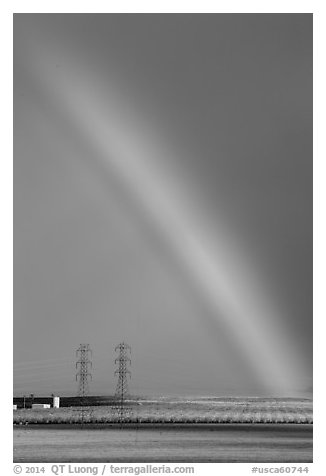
[53,396,60,408]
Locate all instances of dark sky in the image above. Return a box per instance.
[14,14,312,397]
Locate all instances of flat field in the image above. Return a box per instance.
[13,424,313,462]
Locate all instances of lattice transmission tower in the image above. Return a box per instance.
[76,344,92,405]
[113,342,132,425]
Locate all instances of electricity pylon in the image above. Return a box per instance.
[75,344,92,424]
[113,342,132,426]
[76,344,92,400]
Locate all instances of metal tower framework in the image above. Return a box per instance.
[76,344,92,404]
[113,342,132,424]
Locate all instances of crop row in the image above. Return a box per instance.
[13,410,313,425]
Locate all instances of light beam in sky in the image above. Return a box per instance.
[14,24,309,396]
